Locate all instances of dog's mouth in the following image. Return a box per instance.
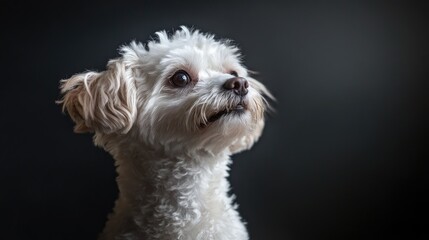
[206,101,247,124]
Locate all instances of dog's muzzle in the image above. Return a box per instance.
[203,77,249,124]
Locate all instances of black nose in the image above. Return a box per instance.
[223,77,249,96]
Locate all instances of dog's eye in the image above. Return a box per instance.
[230,71,239,77]
[171,70,191,87]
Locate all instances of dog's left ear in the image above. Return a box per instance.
[57,59,137,134]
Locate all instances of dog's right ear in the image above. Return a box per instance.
[57,59,137,134]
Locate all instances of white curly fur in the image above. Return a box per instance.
[58,26,272,240]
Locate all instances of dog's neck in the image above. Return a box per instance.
[101,139,242,239]
[116,143,231,205]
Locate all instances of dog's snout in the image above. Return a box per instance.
[223,77,249,96]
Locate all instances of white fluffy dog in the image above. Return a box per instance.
[58,26,272,240]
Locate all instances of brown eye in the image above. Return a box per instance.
[230,71,239,77]
[171,70,191,87]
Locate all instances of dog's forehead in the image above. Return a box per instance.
[171,45,238,71]
[167,41,238,68]
[144,29,241,72]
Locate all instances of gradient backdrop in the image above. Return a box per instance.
[2,0,427,239]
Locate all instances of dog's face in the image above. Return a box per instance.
[59,27,271,155]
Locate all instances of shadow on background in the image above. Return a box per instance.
[1,0,427,239]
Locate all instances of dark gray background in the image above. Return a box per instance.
[1,0,427,239]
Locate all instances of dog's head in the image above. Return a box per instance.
[58,26,272,155]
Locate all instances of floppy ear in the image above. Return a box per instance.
[57,59,137,134]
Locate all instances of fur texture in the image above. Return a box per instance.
[58,26,272,240]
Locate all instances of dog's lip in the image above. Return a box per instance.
[207,102,247,123]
